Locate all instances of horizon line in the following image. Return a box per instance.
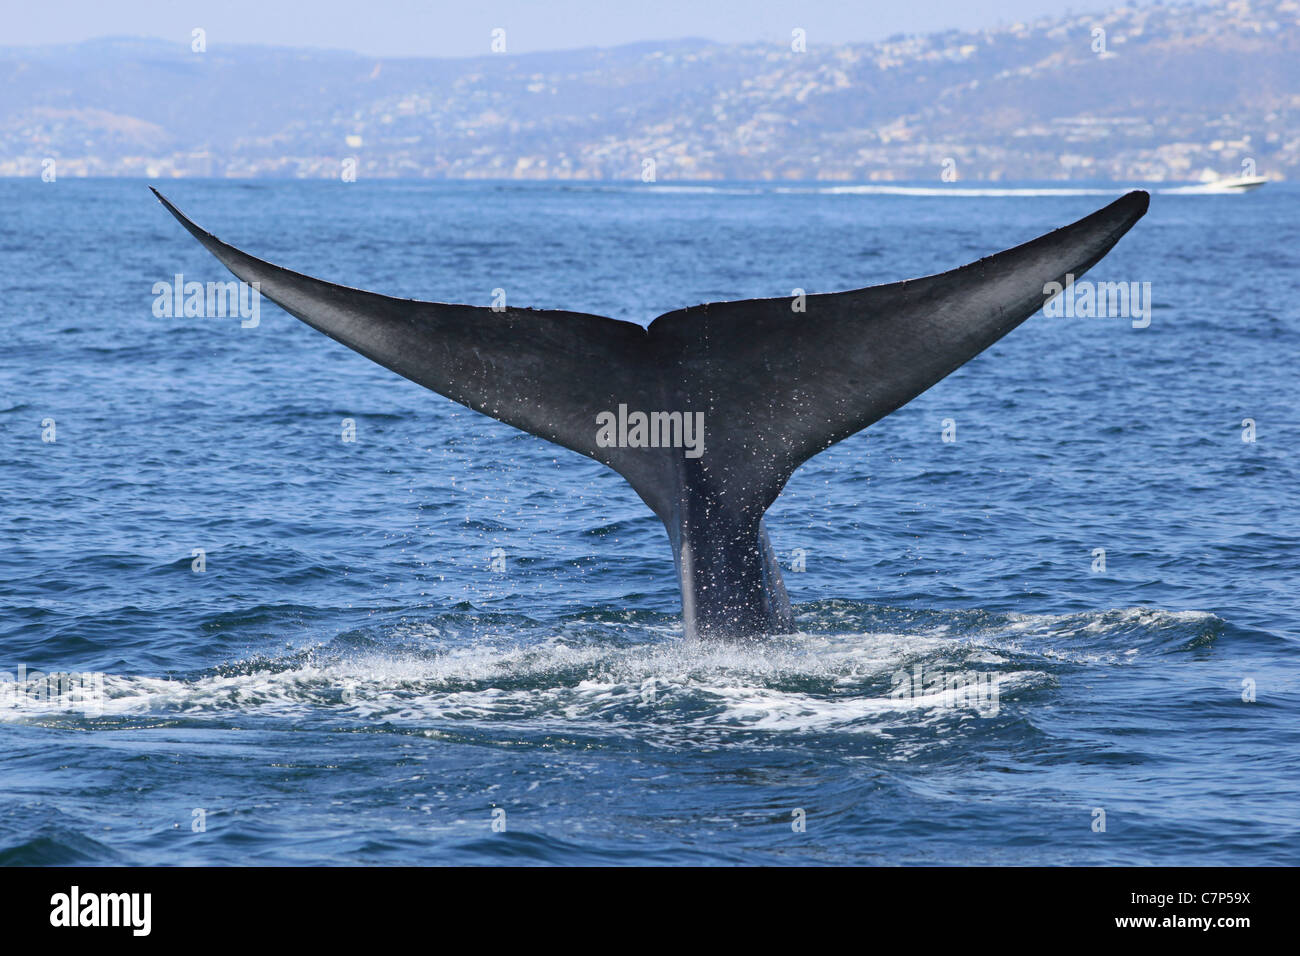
[0,3,1136,62]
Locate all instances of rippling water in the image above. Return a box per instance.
[1,179,1297,865]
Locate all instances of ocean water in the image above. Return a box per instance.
[1,179,1297,865]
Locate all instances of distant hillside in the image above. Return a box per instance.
[1,0,1297,181]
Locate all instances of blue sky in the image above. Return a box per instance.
[7,0,1144,56]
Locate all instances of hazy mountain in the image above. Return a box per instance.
[1,0,1296,181]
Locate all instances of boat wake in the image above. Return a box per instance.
[550,182,1266,198]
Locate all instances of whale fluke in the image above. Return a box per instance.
[153,187,1148,638]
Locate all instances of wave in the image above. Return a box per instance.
[0,605,1225,738]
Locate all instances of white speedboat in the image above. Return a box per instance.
[1165,175,1269,195]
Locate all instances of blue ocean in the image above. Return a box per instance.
[1,179,1296,865]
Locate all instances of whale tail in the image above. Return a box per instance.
[152,187,1148,638]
